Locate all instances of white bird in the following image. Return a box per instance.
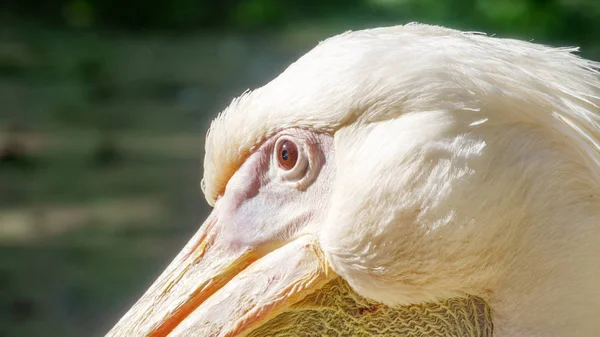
[106,23,600,337]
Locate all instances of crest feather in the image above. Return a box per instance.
[201,23,600,205]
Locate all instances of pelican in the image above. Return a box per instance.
[106,24,600,337]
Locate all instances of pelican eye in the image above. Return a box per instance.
[277,140,298,170]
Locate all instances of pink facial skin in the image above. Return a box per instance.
[214,128,336,254]
[103,129,336,337]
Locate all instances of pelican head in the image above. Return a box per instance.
[107,24,600,337]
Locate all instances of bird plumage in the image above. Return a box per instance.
[108,23,600,337]
[203,23,600,336]
[202,23,600,205]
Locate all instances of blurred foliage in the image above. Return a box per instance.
[1,0,598,43]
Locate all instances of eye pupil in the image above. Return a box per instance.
[277,140,298,170]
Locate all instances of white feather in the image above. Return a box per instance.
[204,24,600,337]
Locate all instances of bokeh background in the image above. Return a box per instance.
[0,1,598,336]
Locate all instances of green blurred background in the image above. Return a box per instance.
[0,1,598,336]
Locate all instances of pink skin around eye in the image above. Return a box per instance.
[212,129,336,253]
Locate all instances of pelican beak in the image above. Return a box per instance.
[106,209,334,337]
